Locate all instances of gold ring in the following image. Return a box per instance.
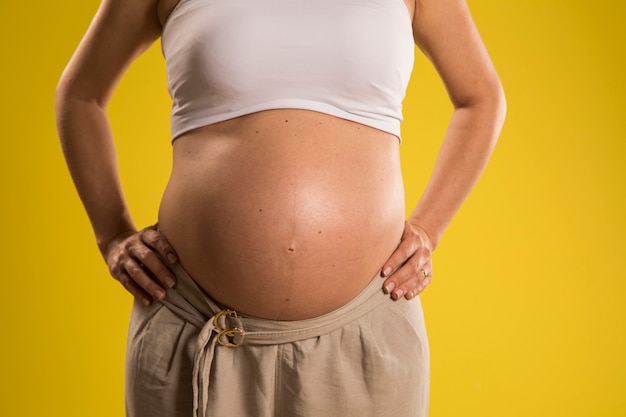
[420,269,428,278]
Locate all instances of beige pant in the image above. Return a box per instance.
[125,262,430,417]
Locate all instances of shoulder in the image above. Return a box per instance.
[57,0,162,103]
[410,0,504,105]
[94,0,162,35]
[411,0,480,43]
[156,0,182,27]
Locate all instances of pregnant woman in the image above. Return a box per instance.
[55,0,505,416]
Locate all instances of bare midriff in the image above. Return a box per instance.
[158,109,406,320]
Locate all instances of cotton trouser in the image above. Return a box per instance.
[125,262,430,417]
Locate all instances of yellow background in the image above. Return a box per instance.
[1,0,624,416]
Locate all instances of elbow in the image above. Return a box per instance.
[479,81,506,150]
[485,81,507,154]
[455,77,507,142]
[55,67,76,109]
[54,71,106,119]
[453,66,507,112]
[54,74,106,138]
[492,80,507,131]
[55,73,79,123]
[55,78,71,133]
[55,76,79,140]
[457,78,506,117]
[54,76,95,145]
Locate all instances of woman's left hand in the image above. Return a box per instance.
[381,221,433,300]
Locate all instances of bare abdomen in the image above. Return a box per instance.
[158,110,406,319]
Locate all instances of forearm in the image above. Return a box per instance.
[408,92,506,249]
[55,94,136,256]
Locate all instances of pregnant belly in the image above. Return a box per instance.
[158,111,406,319]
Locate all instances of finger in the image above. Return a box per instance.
[391,259,433,300]
[381,236,419,278]
[383,249,431,298]
[404,264,433,300]
[136,246,177,289]
[116,270,154,307]
[381,236,422,295]
[123,258,168,302]
[141,227,178,265]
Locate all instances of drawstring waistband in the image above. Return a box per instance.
[159,262,388,417]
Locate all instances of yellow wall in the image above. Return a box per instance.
[1,1,624,416]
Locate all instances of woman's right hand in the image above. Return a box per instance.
[103,225,178,306]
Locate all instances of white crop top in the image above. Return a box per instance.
[161,0,415,140]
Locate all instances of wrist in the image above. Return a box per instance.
[97,228,137,259]
[406,219,436,251]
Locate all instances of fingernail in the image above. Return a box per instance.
[384,281,396,294]
[393,289,404,300]
[142,298,151,307]
[155,289,166,300]
[382,267,392,277]
[164,275,176,288]
[167,253,177,264]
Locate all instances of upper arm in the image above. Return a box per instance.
[56,0,162,107]
[411,0,504,108]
